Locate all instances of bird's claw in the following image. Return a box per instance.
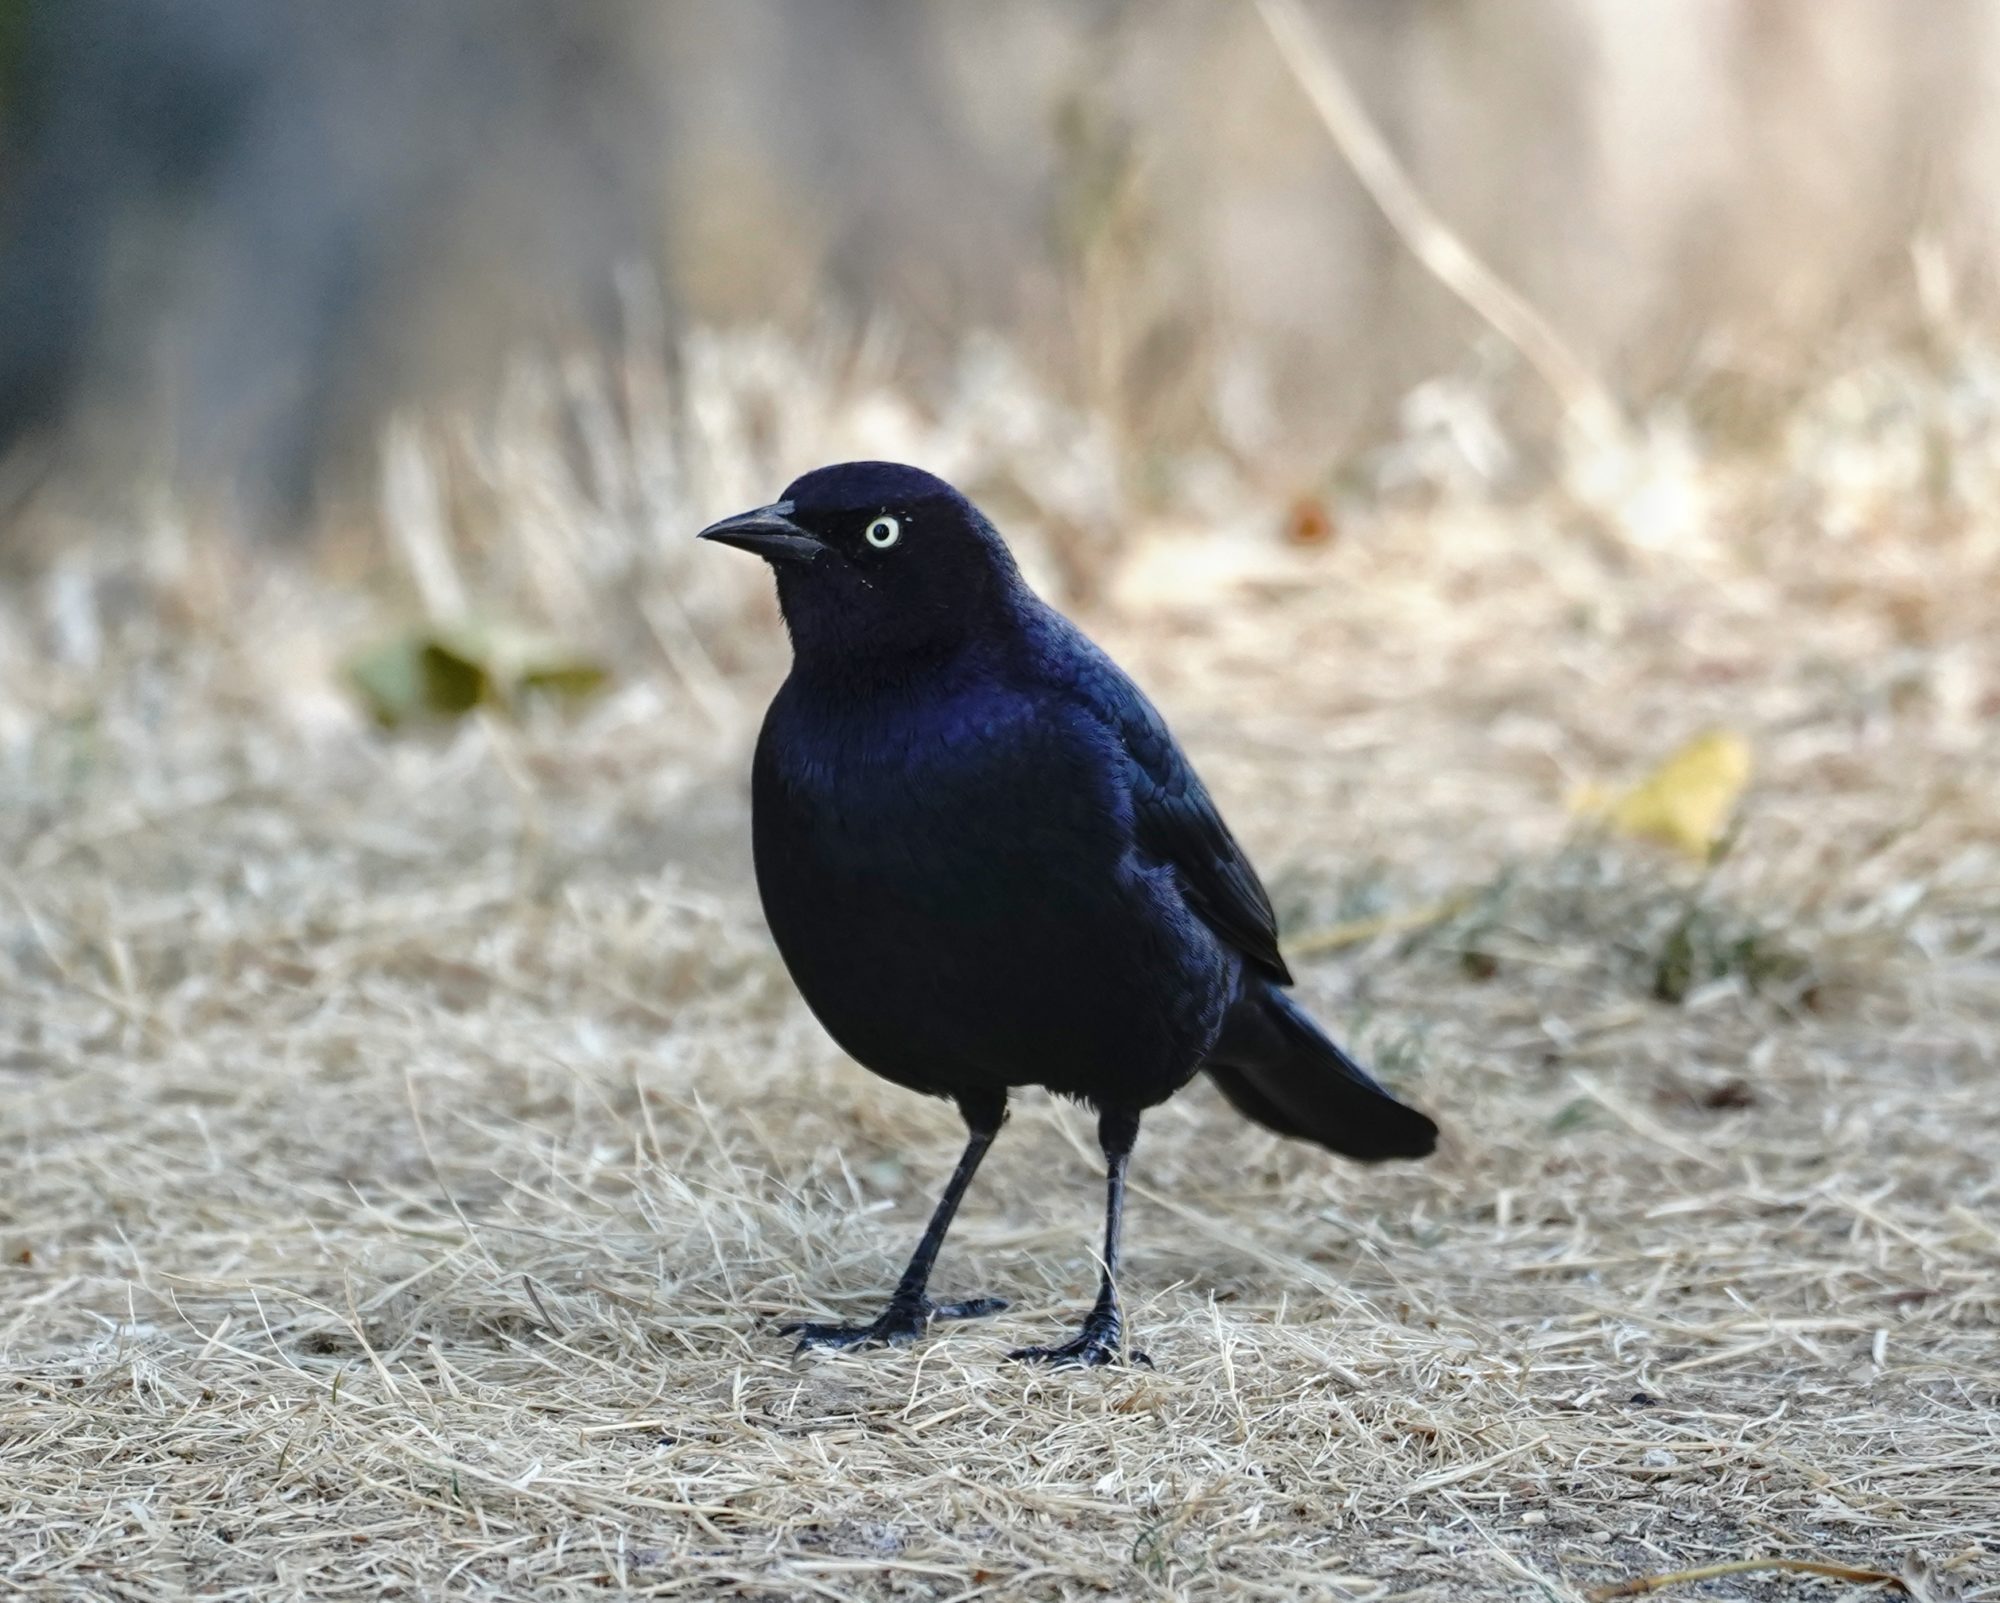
[780,1294,1006,1355]
[1008,1313,1149,1370]
[929,1295,1008,1322]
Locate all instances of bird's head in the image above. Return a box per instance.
[697,461,1023,668]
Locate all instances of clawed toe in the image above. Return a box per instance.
[1007,1337,1149,1369]
[1008,1318,1149,1370]
[779,1319,894,1353]
[780,1294,1006,1355]
[929,1295,1007,1322]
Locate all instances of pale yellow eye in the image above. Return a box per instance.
[864,515,901,549]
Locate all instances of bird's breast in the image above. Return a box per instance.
[754,682,1123,905]
[747,677,1230,1099]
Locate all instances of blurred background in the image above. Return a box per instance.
[0,0,1995,846]
[3,0,1998,565]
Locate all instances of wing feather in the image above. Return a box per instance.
[1062,628,1294,984]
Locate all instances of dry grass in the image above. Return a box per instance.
[3,333,1998,1601]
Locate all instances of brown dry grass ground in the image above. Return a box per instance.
[3,348,1998,1600]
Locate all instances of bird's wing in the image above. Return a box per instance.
[1064,630,1295,985]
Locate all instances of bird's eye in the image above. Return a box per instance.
[863,515,901,549]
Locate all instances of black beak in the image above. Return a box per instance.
[696,501,824,565]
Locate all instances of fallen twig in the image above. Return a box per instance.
[1285,893,1475,958]
[1254,0,1624,449]
[1586,1556,1912,1602]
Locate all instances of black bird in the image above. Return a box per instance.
[700,462,1437,1366]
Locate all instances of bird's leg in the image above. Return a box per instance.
[1010,1108,1150,1369]
[782,1091,1008,1354]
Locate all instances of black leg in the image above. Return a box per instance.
[1010,1107,1149,1369]
[782,1091,1008,1354]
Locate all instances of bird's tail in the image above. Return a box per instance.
[1204,982,1438,1160]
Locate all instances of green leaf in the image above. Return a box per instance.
[344,623,607,728]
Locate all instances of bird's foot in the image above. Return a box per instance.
[780,1294,1006,1355]
[1008,1309,1150,1370]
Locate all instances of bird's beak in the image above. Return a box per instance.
[695,501,824,565]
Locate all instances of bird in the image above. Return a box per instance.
[699,461,1437,1367]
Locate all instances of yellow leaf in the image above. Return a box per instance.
[1574,729,1752,859]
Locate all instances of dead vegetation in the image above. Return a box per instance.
[1,330,1997,1600]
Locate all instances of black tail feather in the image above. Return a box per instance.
[1204,984,1437,1161]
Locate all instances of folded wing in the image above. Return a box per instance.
[1061,627,1294,985]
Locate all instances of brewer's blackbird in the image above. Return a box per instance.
[700,462,1437,1367]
